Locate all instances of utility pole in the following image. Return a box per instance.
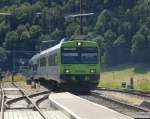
[65,0,94,36]
[80,0,83,34]
[12,49,16,72]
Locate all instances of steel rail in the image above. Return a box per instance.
[96,87,150,98]
[0,83,5,119]
[12,83,47,119]
[0,81,1,106]
[91,91,150,112]
[6,90,50,106]
[35,95,49,107]
[97,86,150,94]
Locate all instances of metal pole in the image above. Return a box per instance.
[12,50,15,72]
[80,0,83,35]
[12,50,14,71]
[1,83,5,119]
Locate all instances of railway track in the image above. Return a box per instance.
[35,94,49,108]
[12,83,48,119]
[0,82,52,119]
[1,80,150,119]
[91,91,150,112]
[94,87,150,110]
[1,82,5,119]
[79,87,150,118]
[96,87,150,98]
[81,94,150,118]
[6,90,50,107]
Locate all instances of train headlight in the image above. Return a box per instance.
[77,42,82,46]
[90,69,96,73]
[64,69,70,73]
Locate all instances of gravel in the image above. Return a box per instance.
[80,95,150,118]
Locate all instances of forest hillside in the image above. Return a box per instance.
[0,0,150,70]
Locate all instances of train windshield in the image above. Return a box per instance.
[61,47,98,64]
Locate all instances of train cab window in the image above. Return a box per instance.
[33,64,37,71]
[40,57,46,67]
[29,64,32,70]
[61,47,98,64]
[48,54,56,66]
[37,59,40,67]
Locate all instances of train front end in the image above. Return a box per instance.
[59,40,100,89]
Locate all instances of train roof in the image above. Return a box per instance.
[39,43,61,57]
[29,40,64,63]
[63,40,97,44]
[29,53,39,63]
[38,39,65,57]
[29,39,98,63]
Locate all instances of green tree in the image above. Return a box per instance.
[93,35,104,64]
[16,25,28,36]
[63,0,77,14]
[0,47,7,62]
[0,47,7,69]
[65,22,80,37]
[20,31,31,50]
[131,32,149,62]
[95,10,111,34]
[113,34,129,64]
[51,28,63,42]
[5,31,18,50]
[0,21,10,45]
[103,30,116,66]
[14,3,32,24]
[118,22,132,39]
[29,25,41,39]
[31,1,44,13]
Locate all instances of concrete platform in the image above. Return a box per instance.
[49,92,133,119]
[4,88,20,95]
[4,110,69,119]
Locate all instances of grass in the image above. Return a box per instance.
[3,73,27,82]
[99,63,150,90]
[2,74,39,91]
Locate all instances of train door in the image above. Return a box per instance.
[39,57,47,78]
[47,53,59,81]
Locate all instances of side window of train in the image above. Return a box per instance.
[33,64,37,71]
[40,57,46,67]
[38,59,40,67]
[30,62,33,70]
[55,55,58,65]
[29,64,32,70]
[48,54,56,66]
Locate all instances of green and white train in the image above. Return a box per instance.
[29,40,100,89]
